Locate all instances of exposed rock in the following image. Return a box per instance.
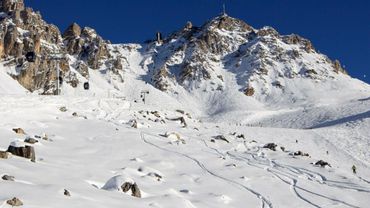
[7,144,36,162]
[263,143,278,151]
[13,128,26,135]
[6,197,23,207]
[59,106,67,112]
[292,151,310,157]
[120,182,141,198]
[62,23,81,40]
[131,183,141,198]
[315,160,331,167]
[168,117,187,127]
[121,182,132,193]
[333,60,348,74]
[244,87,255,96]
[2,175,15,181]
[213,135,230,143]
[64,189,71,197]
[24,137,38,144]
[0,150,10,159]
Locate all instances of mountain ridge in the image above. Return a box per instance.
[0,0,369,110]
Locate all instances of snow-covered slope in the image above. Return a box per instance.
[1,95,370,208]
[1,1,370,208]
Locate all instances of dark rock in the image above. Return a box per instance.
[6,197,23,206]
[7,145,36,162]
[59,106,67,112]
[121,182,132,193]
[0,150,10,159]
[24,137,38,144]
[131,183,141,198]
[263,143,277,151]
[12,128,26,135]
[244,87,255,96]
[2,175,15,181]
[293,151,309,157]
[315,160,331,167]
[213,135,230,143]
[64,189,71,197]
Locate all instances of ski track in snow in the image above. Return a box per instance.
[140,132,274,208]
[199,135,367,208]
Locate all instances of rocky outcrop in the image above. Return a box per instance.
[6,197,23,207]
[63,24,110,69]
[7,144,36,162]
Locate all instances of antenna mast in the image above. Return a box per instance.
[223,2,226,15]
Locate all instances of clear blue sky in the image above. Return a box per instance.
[24,0,370,83]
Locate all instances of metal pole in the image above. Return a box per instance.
[56,64,59,95]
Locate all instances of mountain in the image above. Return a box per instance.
[1,1,370,208]
[1,0,369,106]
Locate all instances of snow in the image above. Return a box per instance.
[0,93,369,208]
[0,64,27,95]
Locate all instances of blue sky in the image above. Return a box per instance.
[25,0,370,83]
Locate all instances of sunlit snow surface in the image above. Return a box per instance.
[0,93,369,208]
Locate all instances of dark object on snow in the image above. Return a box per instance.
[0,151,10,159]
[2,175,15,181]
[213,135,230,143]
[12,128,26,135]
[6,197,23,206]
[64,189,71,196]
[352,165,357,174]
[280,146,286,152]
[59,106,67,112]
[168,117,187,127]
[131,183,141,198]
[7,145,36,162]
[121,182,142,198]
[121,182,132,193]
[315,160,331,167]
[25,51,36,62]
[236,134,245,139]
[293,151,310,157]
[83,82,90,90]
[24,137,38,144]
[263,143,278,151]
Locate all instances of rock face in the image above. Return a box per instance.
[0,0,123,93]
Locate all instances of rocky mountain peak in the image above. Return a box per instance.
[0,0,25,13]
[63,23,81,39]
[203,14,253,33]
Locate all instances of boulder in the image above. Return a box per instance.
[24,137,38,144]
[59,106,68,112]
[131,183,141,198]
[12,128,26,135]
[7,144,36,162]
[315,160,331,167]
[263,143,277,151]
[0,150,10,159]
[293,151,310,157]
[6,197,23,207]
[244,87,255,96]
[2,175,15,181]
[121,182,132,193]
[64,189,71,197]
[120,182,141,198]
[213,135,230,143]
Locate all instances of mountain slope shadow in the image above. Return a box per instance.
[310,110,370,129]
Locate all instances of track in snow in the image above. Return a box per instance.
[140,132,274,208]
